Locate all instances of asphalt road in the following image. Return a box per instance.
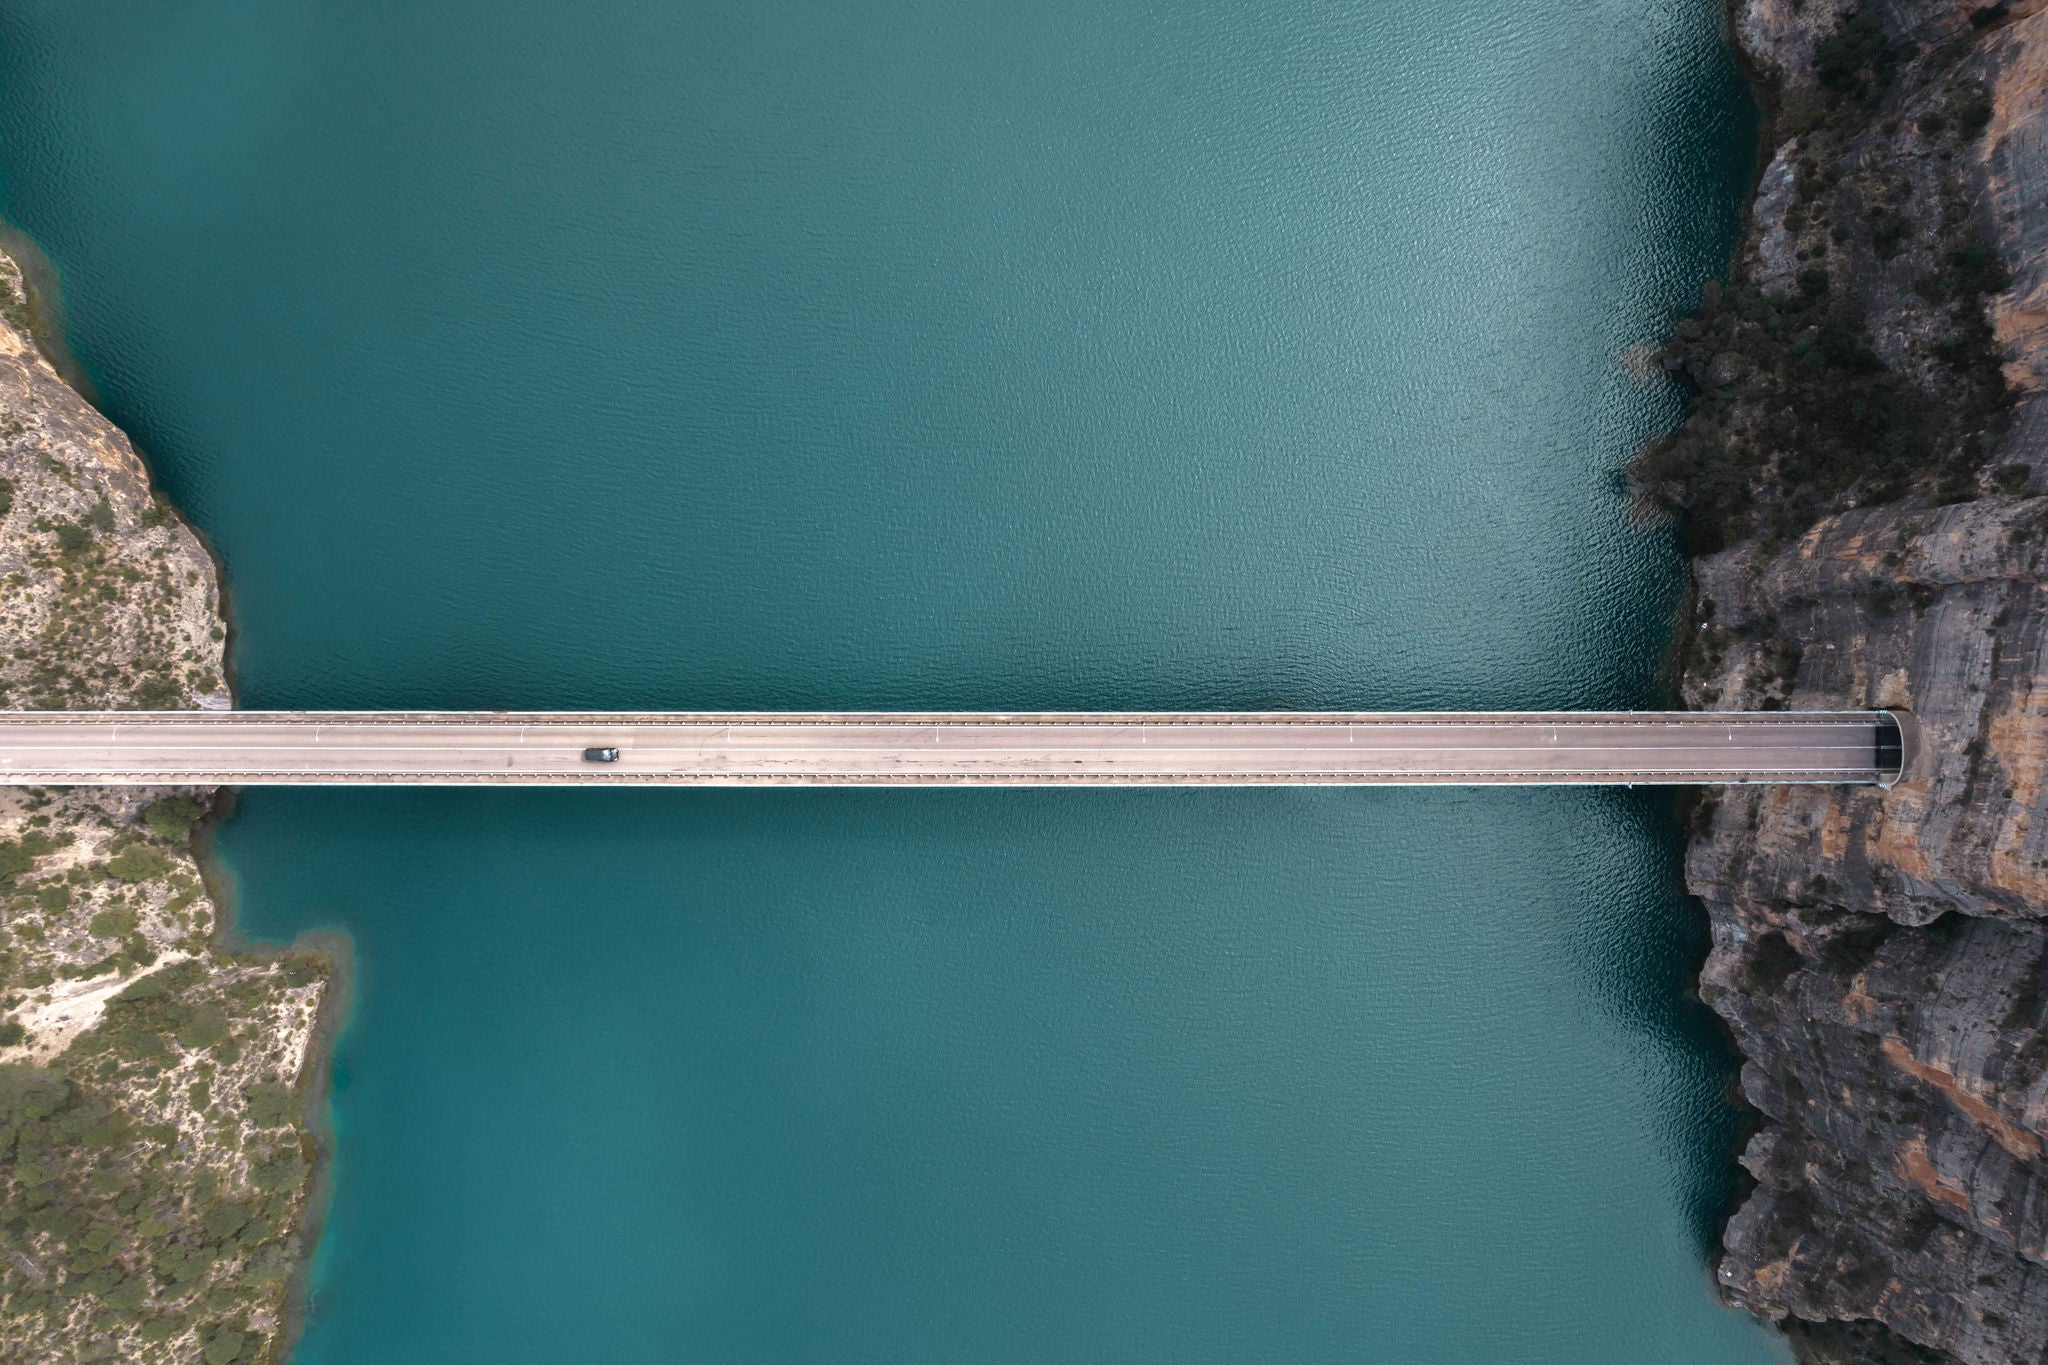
[0,711,1906,786]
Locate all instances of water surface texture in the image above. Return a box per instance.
[0,0,1781,1359]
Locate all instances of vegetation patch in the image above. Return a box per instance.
[0,242,331,1362]
[1636,10,2015,550]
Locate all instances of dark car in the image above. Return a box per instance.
[582,747,621,763]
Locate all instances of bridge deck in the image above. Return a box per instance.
[0,711,1907,786]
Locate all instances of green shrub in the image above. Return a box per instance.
[1641,271,2009,543]
[249,1149,306,1193]
[1948,239,2011,299]
[0,1062,71,1125]
[99,1275,147,1313]
[142,796,207,843]
[130,675,183,710]
[241,1082,297,1130]
[174,1006,230,1053]
[117,959,206,1003]
[87,906,138,940]
[153,1243,215,1287]
[120,937,158,974]
[0,475,13,518]
[57,953,119,981]
[245,1244,294,1285]
[1815,10,1894,95]
[202,1201,254,1243]
[0,841,34,883]
[1992,464,2033,494]
[53,522,90,556]
[105,845,172,883]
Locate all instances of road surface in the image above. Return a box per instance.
[0,711,1911,786]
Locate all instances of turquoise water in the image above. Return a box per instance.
[0,0,1783,1360]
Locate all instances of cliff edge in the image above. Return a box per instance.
[1643,2,2048,1361]
[0,249,330,1364]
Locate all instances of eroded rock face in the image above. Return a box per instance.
[1980,0,2048,399]
[1680,4,2048,1361]
[1705,902,2048,1365]
[1687,499,2048,1362]
[1688,500,2048,925]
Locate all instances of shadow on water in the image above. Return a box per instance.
[1556,786,1754,1260]
[1553,0,1761,1262]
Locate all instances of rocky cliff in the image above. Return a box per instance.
[1644,2,2048,1360]
[0,248,330,1365]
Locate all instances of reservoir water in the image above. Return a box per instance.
[0,1,1784,1360]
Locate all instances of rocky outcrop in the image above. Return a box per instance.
[1686,499,2048,924]
[1684,499,2048,1364]
[1655,2,2048,1361]
[0,247,331,1364]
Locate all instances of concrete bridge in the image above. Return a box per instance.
[0,711,1913,787]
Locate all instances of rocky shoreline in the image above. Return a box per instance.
[0,247,330,1364]
[1649,3,2048,1361]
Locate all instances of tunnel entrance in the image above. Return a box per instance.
[1875,713,1907,786]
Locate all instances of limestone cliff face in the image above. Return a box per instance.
[1686,503,2048,1364]
[1687,499,2048,925]
[1661,2,2048,1361]
[1982,1,2048,397]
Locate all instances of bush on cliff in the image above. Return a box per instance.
[1635,279,1949,550]
[142,795,206,843]
[1638,9,2016,549]
[1639,248,2012,548]
[103,844,171,883]
[1814,10,1896,99]
[241,1081,297,1129]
